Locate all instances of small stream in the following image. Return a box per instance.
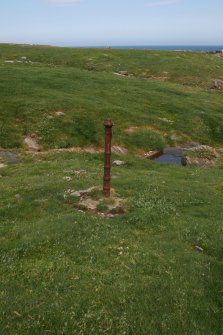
[153,143,200,165]
[154,153,182,165]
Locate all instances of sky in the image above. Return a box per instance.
[0,0,223,46]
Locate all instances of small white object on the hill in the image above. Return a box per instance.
[113,160,125,166]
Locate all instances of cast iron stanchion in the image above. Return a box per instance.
[103,119,113,197]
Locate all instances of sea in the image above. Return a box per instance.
[95,45,223,52]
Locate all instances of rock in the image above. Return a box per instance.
[182,156,215,168]
[55,110,65,116]
[63,176,72,181]
[109,205,125,215]
[6,158,20,164]
[192,145,219,158]
[113,160,125,166]
[119,71,131,76]
[182,145,220,167]
[211,79,223,91]
[114,71,131,77]
[158,117,173,124]
[144,151,160,159]
[13,311,22,318]
[194,245,204,253]
[0,163,6,168]
[71,186,96,198]
[107,198,125,214]
[170,133,182,142]
[79,198,98,210]
[83,146,97,154]
[112,146,128,155]
[24,136,40,151]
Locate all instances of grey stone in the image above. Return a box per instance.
[211,79,223,91]
[182,156,215,168]
[24,136,40,151]
[79,198,98,210]
[144,151,160,159]
[113,160,125,166]
[112,146,128,155]
[194,245,204,253]
[192,145,219,158]
[83,146,97,153]
[72,186,96,198]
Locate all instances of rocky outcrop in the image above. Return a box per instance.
[182,145,220,168]
[182,156,216,168]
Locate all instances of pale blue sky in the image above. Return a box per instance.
[0,0,223,46]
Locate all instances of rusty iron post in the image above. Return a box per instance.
[103,118,113,197]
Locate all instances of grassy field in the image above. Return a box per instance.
[0,44,223,334]
[0,44,223,150]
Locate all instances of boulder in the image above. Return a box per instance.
[24,136,40,151]
[182,156,215,168]
[182,145,220,167]
[211,79,223,91]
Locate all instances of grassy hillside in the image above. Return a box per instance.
[0,44,223,334]
[0,44,223,150]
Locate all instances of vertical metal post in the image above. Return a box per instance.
[103,118,113,197]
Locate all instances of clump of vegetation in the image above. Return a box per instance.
[96,201,109,212]
[123,129,165,152]
[183,145,219,160]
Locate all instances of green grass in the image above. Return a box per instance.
[0,44,223,334]
[0,44,223,150]
[0,152,223,334]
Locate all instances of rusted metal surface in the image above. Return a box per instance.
[103,119,113,197]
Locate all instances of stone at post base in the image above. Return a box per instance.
[64,186,125,219]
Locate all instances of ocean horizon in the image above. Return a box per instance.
[71,45,223,52]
